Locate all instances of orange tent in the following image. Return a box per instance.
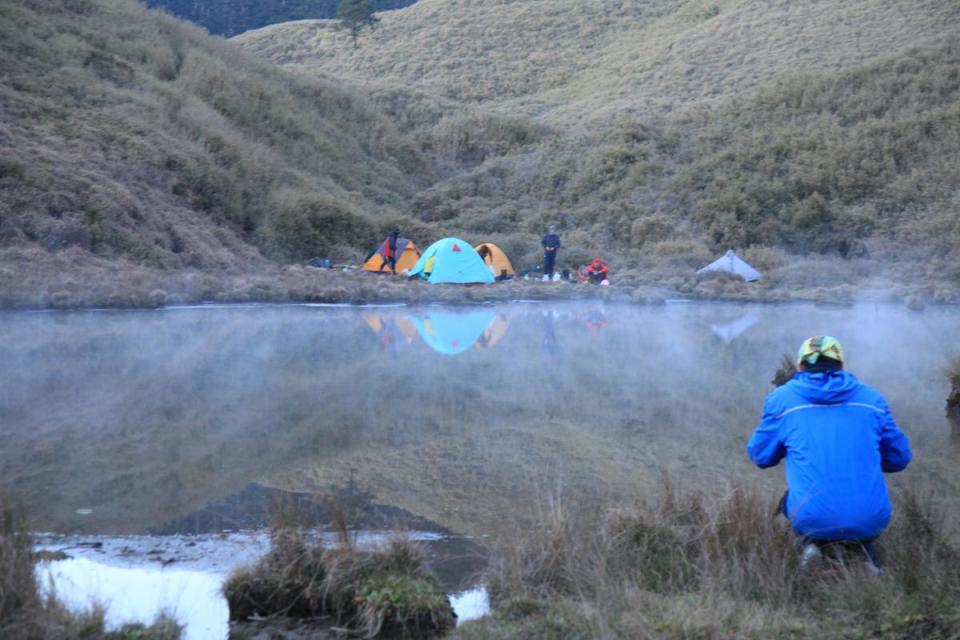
[362,237,421,274]
[474,242,515,278]
[476,314,511,349]
[363,314,418,344]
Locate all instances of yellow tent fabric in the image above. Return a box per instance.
[362,238,421,274]
[477,314,511,348]
[474,242,515,277]
[363,314,417,343]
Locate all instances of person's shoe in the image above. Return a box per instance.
[800,543,823,569]
[542,274,550,282]
[552,273,561,282]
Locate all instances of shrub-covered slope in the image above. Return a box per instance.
[0,0,429,276]
[237,0,960,290]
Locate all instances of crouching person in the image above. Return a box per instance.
[747,336,912,572]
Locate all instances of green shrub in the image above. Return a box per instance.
[257,195,376,262]
[226,535,455,637]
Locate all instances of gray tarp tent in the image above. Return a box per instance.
[697,250,761,282]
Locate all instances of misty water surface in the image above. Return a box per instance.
[1,301,958,538]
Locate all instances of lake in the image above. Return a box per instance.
[2,300,958,637]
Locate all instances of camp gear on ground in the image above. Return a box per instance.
[408,237,495,284]
[797,336,845,366]
[474,242,515,279]
[697,249,761,282]
[747,370,911,541]
[362,237,421,274]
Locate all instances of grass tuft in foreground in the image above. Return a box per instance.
[454,480,960,639]
[0,495,181,639]
[224,525,455,638]
[946,356,960,432]
[772,353,798,388]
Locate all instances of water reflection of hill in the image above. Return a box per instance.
[1,303,958,537]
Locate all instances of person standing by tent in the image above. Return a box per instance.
[476,244,495,277]
[379,229,400,274]
[541,225,561,281]
[747,336,911,572]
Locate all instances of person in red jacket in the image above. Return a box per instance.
[585,258,609,285]
[379,229,400,274]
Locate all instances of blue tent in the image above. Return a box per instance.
[408,237,495,284]
[411,311,495,355]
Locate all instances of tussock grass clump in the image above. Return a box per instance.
[225,531,455,638]
[772,353,798,387]
[946,356,960,429]
[0,495,181,639]
[459,481,960,639]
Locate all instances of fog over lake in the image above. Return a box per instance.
[2,301,958,538]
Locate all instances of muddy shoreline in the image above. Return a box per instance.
[0,262,952,311]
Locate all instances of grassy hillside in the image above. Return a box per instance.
[237,0,960,300]
[0,0,432,296]
[236,0,958,119]
[2,0,959,306]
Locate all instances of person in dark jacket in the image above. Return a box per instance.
[747,336,911,570]
[380,229,400,274]
[541,225,561,281]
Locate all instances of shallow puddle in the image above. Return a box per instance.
[37,529,487,639]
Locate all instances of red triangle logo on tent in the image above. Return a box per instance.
[452,244,461,252]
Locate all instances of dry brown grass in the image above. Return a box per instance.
[0,0,429,271]
[455,480,960,639]
[233,0,960,304]
[5,0,960,306]
[225,530,455,638]
[947,356,960,431]
[772,354,798,388]
[237,0,958,121]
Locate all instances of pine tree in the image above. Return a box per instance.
[336,0,379,49]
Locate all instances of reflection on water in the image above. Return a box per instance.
[365,309,512,355]
[709,313,759,343]
[5,300,960,636]
[2,301,959,541]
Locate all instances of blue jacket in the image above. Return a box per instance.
[747,370,911,541]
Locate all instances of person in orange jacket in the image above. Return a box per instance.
[585,257,609,285]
